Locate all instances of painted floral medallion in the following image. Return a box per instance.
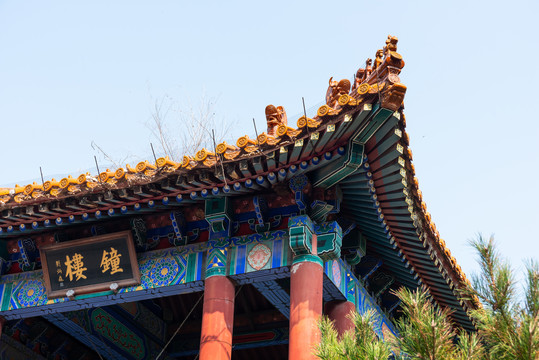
[247,243,272,270]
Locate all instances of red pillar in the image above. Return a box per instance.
[289,258,323,360]
[324,300,356,337]
[199,276,235,360]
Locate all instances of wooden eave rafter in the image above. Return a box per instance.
[338,107,479,330]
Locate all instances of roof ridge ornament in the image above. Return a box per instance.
[325,78,351,109]
[265,105,287,136]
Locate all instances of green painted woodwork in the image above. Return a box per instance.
[292,254,323,266]
[289,139,304,163]
[311,142,365,188]
[315,221,343,261]
[205,247,228,278]
[186,252,201,282]
[346,272,356,303]
[309,200,334,223]
[354,108,396,144]
[265,150,277,171]
[288,215,331,265]
[288,215,315,257]
[343,229,366,266]
[311,107,397,189]
[205,198,232,239]
[313,125,336,154]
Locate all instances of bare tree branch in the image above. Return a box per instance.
[148,93,235,161]
[90,141,132,170]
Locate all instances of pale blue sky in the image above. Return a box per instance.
[1,1,538,285]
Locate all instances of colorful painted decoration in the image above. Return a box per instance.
[16,279,45,308]
[148,257,180,287]
[247,243,272,270]
[331,260,342,286]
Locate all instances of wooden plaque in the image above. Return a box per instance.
[39,230,140,299]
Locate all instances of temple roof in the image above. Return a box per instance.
[0,36,478,329]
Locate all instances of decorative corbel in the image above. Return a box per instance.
[205,197,232,240]
[314,221,342,261]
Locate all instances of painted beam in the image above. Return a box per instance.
[0,247,205,320]
[0,229,292,320]
[1,227,398,342]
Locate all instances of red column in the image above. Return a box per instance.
[324,300,356,337]
[289,258,323,360]
[199,276,235,360]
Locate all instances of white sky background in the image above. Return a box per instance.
[0,1,538,287]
